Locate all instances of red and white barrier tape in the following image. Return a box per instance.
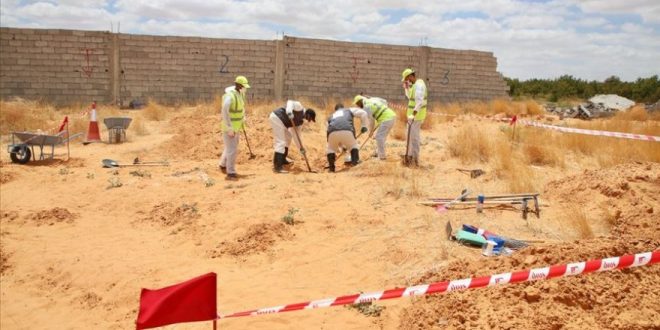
[519,120,660,142]
[218,250,658,319]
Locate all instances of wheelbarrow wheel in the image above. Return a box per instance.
[10,146,31,164]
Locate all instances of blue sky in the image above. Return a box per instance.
[1,0,658,81]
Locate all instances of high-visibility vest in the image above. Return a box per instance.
[407,79,427,121]
[365,98,396,124]
[223,90,245,132]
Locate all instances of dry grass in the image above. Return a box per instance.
[380,167,427,199]
[611,105,660,122]
[519,128,565,167]
[447,123,491,163]
[131,117,149,136]
[563,205,594,239]
[142,99,169,121]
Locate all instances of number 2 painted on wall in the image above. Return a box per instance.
[219,55,230,73]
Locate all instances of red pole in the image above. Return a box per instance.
[213,320,217,330]
[66,120,70,161]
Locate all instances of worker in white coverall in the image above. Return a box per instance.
[269,100,316,173]
[353,95,397,160]
[219,75,250,181]
[401,68,428,166]
[326,104,369,172]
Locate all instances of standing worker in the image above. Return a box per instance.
[219,75,250,180]
[326,104,369,172]
[401,68,427,166]
[269,100,316,173]
[353,95,396,160]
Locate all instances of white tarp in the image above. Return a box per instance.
[588,94,635,111]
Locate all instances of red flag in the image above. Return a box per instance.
[58,116,69,132]
[136,273,217,329]
[509,115,517,126]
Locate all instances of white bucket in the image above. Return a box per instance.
[482,240,496,256]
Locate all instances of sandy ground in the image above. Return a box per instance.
[0,106,659,329]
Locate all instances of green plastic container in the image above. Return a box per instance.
[456,230,488,247]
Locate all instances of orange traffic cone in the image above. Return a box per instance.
[84,101,101,144]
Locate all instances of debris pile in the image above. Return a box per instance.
[545,94,636,119]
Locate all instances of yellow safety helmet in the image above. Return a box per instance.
[353,95,365,105]
[401,68,414,81]
[234,75,251,88]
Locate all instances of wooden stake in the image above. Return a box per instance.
[213,319,217,330]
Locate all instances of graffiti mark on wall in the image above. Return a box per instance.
[80,48,96,78]
[350,56,364,83]
[440,65,451,85]
[219,55,230,74]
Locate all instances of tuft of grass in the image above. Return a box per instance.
[281,207,299,225]
[565,205,594,239]
[612,105,649,121]
[107,177,122,189]
[131,117,149,136]
[448,124,491,163]
[345,302,385,317]
[142,99,169,121]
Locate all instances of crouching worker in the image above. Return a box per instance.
[269,100,316,173]
[326,104,368,172]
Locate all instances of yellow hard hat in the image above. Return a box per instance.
[353,95,365,105]
[235,75,250,88]
[401,68,414,81]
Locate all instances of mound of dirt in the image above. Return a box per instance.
[1,171,17,184]
[138,202,201,228]
[545,162,659,238]
[24,207,77,226]
[399,163,660,329]
[0,243,11,275]
[159,114,222,161]
[208,222,293,258]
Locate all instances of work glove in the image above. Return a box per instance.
[300,148,306,155]
[407,115,415,123]
[360,127,368,134]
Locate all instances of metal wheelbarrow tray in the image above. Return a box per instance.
[7,131,81,164]
[103,117,132,143]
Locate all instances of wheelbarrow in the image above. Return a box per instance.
[103,117,132,144]
[7,131,82,164]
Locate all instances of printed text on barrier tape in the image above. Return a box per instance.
[218,250,658,319]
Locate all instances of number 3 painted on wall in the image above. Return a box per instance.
[440,68,450,85]
[219,55,229,73]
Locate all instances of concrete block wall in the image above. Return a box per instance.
[0,28,509,106]
[118,34,276,104]
[0,28,112,104]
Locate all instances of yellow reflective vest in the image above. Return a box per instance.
[407,79,427,121]
[222,90,245,132]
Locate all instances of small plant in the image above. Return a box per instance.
[180,203,198,214]
[86,172,95,179]
[345,301,385,317]
[281,207,299,225]
[59,168,69,175]
[130,170,151,178]
[107,177,122,189]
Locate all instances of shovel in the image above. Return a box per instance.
[403,119,413,166]
[436,189,470,213]
[133,157,170,165]
[102,159,169,168]
[242,128,257,160]
[289,118,316,173]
